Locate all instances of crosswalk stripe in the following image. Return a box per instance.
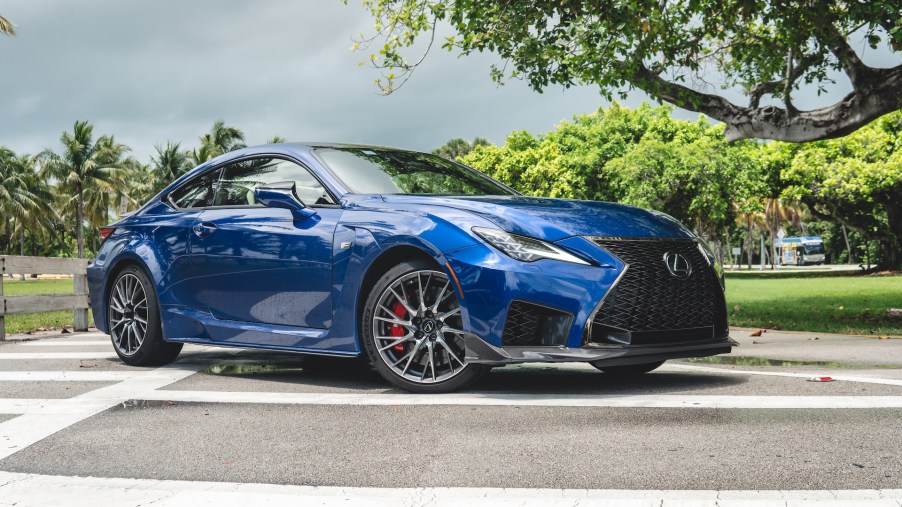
[0,352,120,360]
[0,472,899,507]
[666,363,902,386]
[0,365,204,460]
[0,399,48,414]
[0,371,136,382]
[19,340,111,347]
[136,390,902,409]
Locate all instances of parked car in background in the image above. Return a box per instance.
[88,143,735,393]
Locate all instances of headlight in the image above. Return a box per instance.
[472,227,591,265]
[696,238,725,290]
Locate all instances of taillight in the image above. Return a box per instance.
[99,227,116,243]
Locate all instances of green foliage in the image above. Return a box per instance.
[782,112,902,266]
[189,120,246,165]
[432,137,489,161]
[39,121,131,258]
[463,104,767,239]
[350,0,902,142]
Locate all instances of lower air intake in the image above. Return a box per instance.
[502,301,573,347]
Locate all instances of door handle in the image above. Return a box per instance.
[192,222,217,237]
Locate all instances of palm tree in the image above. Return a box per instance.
[0,150,52,270]
[763,198,804,269]
[0,15,15,36]
[149,141,190,197]
[267,135,287,144]
[201,120,245,154]
[40,121,130,258]
[188,142,217,166]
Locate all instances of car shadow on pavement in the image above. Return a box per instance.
[478,366,745,394]
[168,350,745,395]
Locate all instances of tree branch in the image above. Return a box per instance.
[814,19,872,88]
[747,53,819,108]
[623,61,902,142]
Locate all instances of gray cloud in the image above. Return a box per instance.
[0,1,898,163]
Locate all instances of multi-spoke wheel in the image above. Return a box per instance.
[361,260,486,393]
[107,265,182,366]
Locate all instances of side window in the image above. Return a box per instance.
[213,158,333,207]
[168,170,218,209]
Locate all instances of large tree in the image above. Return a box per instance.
[40,121,130,258]
[350,0,901,142]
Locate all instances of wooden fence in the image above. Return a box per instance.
[0,256,90,340]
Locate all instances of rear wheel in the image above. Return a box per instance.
[108,265,182,366]
[361,260,486,393]
[592,360,665,375]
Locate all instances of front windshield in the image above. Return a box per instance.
[315,147,517,196]
[803,243,825,255]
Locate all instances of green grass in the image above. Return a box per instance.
[2,278,93,335]
[3,274,901,337]
[725,273,902,336]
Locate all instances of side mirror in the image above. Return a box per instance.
[254,181,317,220]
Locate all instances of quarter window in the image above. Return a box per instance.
[213,158,332,206]
[168,171,217,209]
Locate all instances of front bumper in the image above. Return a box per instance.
[464,333,737,366]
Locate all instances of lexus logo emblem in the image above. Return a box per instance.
[663,252,692,278]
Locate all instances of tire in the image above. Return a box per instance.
[107,265,182,366]
[360,259,487,393]
[592,360,665,375]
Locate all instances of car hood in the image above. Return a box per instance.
[376,195,694,242]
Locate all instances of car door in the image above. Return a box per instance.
[191,156,341,329]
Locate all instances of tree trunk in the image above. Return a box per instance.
[76,181,85,259]
[881,198,902,269]
[746,218,753,270]
[841,224,852,264]
[18,233,25,281]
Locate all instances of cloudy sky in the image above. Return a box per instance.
[0,1,897,163]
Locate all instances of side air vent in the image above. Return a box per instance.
[502,301,573,347]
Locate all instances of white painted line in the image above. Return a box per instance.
[0,472,899,507]
[138,390,902,409]
[0,365,203,460]
[19,340,111,347]
[0,399,49,415]
[0,371,136,382]
[0,352,119,360]
[667,363,902,386]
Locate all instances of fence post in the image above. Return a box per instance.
[0,257,5,340]
[73,269,89,332]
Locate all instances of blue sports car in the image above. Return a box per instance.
[88,143,735,393]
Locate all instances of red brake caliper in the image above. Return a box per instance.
[390,301,407,354]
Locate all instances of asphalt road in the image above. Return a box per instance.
[0,329,900,505]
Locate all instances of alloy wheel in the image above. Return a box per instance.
[109,273,149,356]
[371,269,469,384]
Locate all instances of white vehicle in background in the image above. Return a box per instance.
[778,236,826,265]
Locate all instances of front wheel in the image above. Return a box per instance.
[591,360,665,376]
[108,265,182,366]
[360,260,486,393]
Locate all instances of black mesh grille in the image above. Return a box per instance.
[588,238,727,345]
[503,301,573,347]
